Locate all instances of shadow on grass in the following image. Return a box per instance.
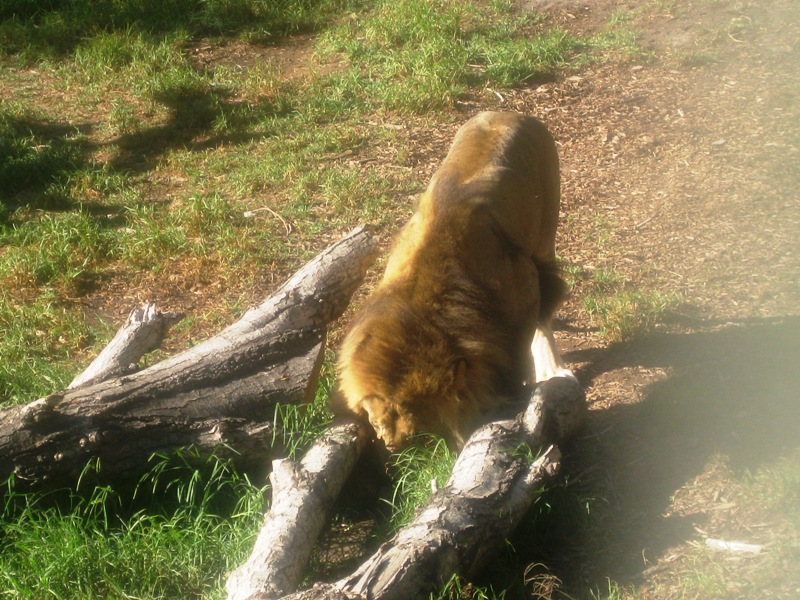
[0,0,343,59]
[1,85,287,217]
[108,81,287,173]
[523,315,800,594]
[0,114,95,216]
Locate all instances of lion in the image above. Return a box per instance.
[334,111,575,452]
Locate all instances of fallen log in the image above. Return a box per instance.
[333,376,586,600]
[228,376,585,600]
[0,227,377,493]
[275,445,557,600]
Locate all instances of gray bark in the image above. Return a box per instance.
[234,377,586,600]
[0,227,377,492]
[67,303,184,389]
[333,377,586,600]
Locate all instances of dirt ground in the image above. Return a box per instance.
[495,0,800,596]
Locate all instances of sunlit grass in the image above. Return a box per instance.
[0,451,265,599]
[386,435,456,529]
[315,0,592,114]
[272,354,337,459]
[0,293,99,406]
[571,266,680,341]
[0,359,338,596]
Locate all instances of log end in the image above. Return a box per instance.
[524,376,587,445]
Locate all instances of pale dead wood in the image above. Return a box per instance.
[226,421,370,600]
[332,377,585,600]
[267,377,585,600]
[337,447,561,600]
[68,303,184,389]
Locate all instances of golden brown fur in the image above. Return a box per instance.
[335,111,570,451]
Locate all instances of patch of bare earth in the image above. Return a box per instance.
[186,34,345,81]
[483,0,800,596]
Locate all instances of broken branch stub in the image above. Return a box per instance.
[68,303,184,389]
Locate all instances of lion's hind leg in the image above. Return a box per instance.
[531,260,574,383]
[532,325,576,383]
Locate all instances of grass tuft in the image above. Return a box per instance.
[0,105,91,207]
[0,0,359,60]
[577,267,680,341]
[316,0,589,114]
[272,354,336,459]
[2,211,109,292]
[0,294,97,406]
[386,435,456,529]
[431,573,507,600]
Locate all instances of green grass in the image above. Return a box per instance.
[315,0,592,113]
[386,435,456,529]
[0,293,99,406]
[272,354,337,459]
[0,1,652,597]
[583,286,680,341]
[2,211,107,292]
[0,451,266,599]
[588,580,637,599]
[0,0,359,60]
[575,266,680,341]
[0,358,335,598]
[0,104,93,212]
[431,573,508,600]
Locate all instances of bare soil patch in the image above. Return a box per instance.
[186,34,344,81]
[494,0,800,595]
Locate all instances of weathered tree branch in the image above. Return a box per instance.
[68,303,184,389]
[0,227,378,493]
[226,421,370,600]
[333,377,586,600]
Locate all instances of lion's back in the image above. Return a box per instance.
[336,112,565,450]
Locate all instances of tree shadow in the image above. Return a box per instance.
[0,86,285,220]
[107,81,286,174]
[0,114,96,217]
[0,0,335,58]
[530,315,800,593]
